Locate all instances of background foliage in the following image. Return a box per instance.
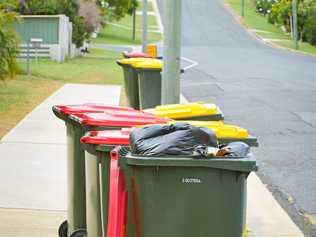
[0,1,19,80]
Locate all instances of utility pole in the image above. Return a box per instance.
[292,0,299,50]
[241,0,245,17]
[161,0,182,104]
[142,0,148,52]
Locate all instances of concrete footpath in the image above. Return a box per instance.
[0,84,303,236]
[0,84,121,236]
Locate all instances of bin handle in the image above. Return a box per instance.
[107,149,127,237]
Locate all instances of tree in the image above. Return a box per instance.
[78,0,102,34]
[0,1,19,80]
[97,0,131,21]
[127,0,138,40]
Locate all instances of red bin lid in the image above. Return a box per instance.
[54,103,134,115]
[123,51,153,58]
[80,129,132,145]
[71,112,171,127]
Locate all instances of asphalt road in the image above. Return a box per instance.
[157,0,316,235]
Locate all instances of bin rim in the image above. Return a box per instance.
[68,111,171,127]
[52,103,133,116]
[80,129,131,146]
[124,153,257,172]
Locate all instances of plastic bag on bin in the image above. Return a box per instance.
[130,123,218,156]
[194,142,250,158]
[220,142,250,157]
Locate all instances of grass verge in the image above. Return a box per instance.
[225,0,316,56]
[92,1,161,45]
[0,48,123,138]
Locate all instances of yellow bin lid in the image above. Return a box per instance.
[144,102,219,119]
[132,59,163,69]
[117,58,150,66]
[168,120,249,139]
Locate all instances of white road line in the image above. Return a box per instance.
[181,56,199,72]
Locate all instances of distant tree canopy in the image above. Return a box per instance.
[0,1,19,80]
[15,0,134,47]
[97,0,131,21]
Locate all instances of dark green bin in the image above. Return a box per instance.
[120,154,257,237]
[117,58,150,109]
[66,113,169,237]
[53,107,126,237]
[132,59,163,110]
[132,59,185,110]
[80,129,130,237]
[52,105,169,237]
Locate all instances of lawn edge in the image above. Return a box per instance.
[223,2,316,58]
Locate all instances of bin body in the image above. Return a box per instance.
[66,122,87,235]
[131,59,163,110]
[121,64,140,109]
[122,155,257,237]
[137,69,162,109]
[81,130,130,237]
[84,148,110,237]
[117,58,150,109]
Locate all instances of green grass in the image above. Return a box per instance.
[92,3,162,45]
[0,48,123,138]
[137,1,154,12]
[225,0,316,56]
[92,24,162,45]
[0,75,62,137]
[118,14,159,30]
[19,48,123,85]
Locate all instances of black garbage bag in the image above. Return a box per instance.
[130,123,218,156]
[220,142,250,157]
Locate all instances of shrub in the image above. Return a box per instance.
[298,0,316,44]
[304,12,316,45]
[256,0,277,15]
[0,2,19,80]
[267,0,292,32]
[268,2,281,24]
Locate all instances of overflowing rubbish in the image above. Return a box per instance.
[194,142,250,158]
[130,123,218,156]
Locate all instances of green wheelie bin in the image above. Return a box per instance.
[52,104,170,237]
[52,104,135,237]
[121,153,257,237]
[131,59,163,110]
[67,112,170,237]
[80,129,131,237]
[116,58,150,109]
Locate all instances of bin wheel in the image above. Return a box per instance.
[58,220,68,237]
[70,229,87,237]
